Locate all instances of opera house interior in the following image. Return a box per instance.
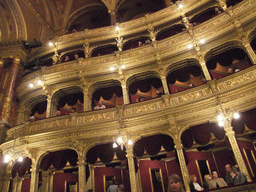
[1,0,256,191]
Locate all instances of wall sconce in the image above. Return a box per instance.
[113,134,133,151]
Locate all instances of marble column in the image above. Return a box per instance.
[109,10,117,25]
[78,157,86,192]
[121,83,130,105]
[243,41,256,64]
[174,141,191,192]
[160,75,170,95]
[30,164,39,192]
[83,90,92,111]
[89,164,94,191]
[1,57,21,122]
[224,126,251,182]
[126,147,138,192]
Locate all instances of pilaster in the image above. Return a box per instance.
[242,40,256,64]
[160,75,170,95]
[30,164,39,192]
[126,146,138,192]
[78,157,86,192]
[121,81,130,105]
[224,126,251,182]
[174,141,190,192]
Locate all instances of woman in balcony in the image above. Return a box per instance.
[167,174,185,192]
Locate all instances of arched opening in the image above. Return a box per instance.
[128,77,163,104]
[122,37,151,51]
[58,92,84,115]
[91,45,118,57]
[40,150,78,191]
[227,0,244,7]
[30,100,47,121]
[92,86,123,110]
[206,48,252,80]
[167,65,205,94]
[133,134,176,192]
[190,7,223,26]
[68,5,111,32]
[86,143,130,192]
[156,24,186,41]
[117,0,166,22]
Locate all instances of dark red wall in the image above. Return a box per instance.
[212,149,236,178]
[94,167,122,192]
[53,172,78,192]
[166,159,182,178]
[21,178,30,192]
[237,139,256,181]
[186,151,217,185]
[139,160,169,192]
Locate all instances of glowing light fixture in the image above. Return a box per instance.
[188,44,193,49]
[3,154,10,163]
[121,64,125,69]
[233,112,240,119]
[115,26,120,31]
[37,80,42,85]
[29,83,34,88]
[178,4,183,8]
[110,66,115,71]
[48,41,54,47]
[18,156,23,162]
[200,39,205,44]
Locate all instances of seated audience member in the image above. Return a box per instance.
[107,179,118,192]
[74,53,79,60]
[208,171,227,189]
[29,116,35,122]
[188,83,194,88]
[203,174,212,190]
[138,41,143,47]
[70,107,76,113]
[72,29,77,33]
[64,56,69,62]
[156,89,164,97]
[56,110,61,116]
[234,68,241,72]
[118,184,125,192]
[94,100,106,110]
[137,97,145,102]
[228,67,233,74]
[145,39,151,45]
[232,165,247,185]
[215,7,222,15]
[225,164,233,185]
[189,175,204,191]
[168,174,185,192]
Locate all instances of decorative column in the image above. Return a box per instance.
[78,157,86,192]
[46,96,56,118]
[160,75,170,95]
[224,126,251,182]
[174,140,191,192]
[109,10,117,25]
[49,171,54,192]
[121,81,130,105]
[1,57,21,122]
[89,164,94,191]
[83,89,92,111]
[12,175,19,192]
[199,60,212,81]
[216,0,227,11]
[126,146,138,192]
[242,40,256,64]
[30,164,39,192]
[0,59,3,78]
[17,177,23,192]
[17,107,26,125]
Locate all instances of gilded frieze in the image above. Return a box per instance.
[233,0,255,15]
[221,71,256,89]
[77,111,118,124]
[124,101,164,116]
[193,14,230,35]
